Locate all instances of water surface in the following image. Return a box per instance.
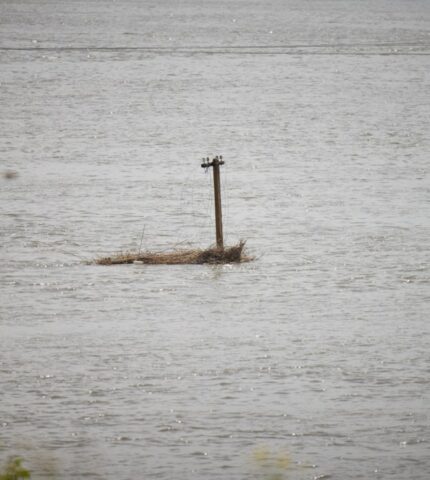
[1,1,430,479]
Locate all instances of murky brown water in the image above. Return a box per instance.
[1,1,430,479]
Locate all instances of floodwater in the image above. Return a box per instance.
[1,1,430,479]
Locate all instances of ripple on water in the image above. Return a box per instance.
[1,2,430,479]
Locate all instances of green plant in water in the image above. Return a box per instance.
[0,458,31,480]
[252,447,319,479]
[252,447,292,479]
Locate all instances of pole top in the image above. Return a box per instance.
[201,155,224,169]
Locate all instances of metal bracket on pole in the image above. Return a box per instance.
[201,155,225,249]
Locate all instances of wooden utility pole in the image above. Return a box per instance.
[201,155,225,249]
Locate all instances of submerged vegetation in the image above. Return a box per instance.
[94,241,252,265]
[0,458,30,480]
[251,447,317,479]
[0,448,317,479]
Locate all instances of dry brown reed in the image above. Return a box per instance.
[94,241,252,265]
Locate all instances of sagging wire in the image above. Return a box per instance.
[178,164,200,246]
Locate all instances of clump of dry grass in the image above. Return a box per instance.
[94,241,252,265]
